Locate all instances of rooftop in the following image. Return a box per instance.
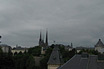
[12,46,28,50]
[58,54,104,69]
[47,45,63,65]
[95,39,104,48]
[0,44,11,47]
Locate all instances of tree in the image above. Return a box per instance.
[0,53,15,69]
[40,47,53,69]
[28,46,41,56]
[26,55,35,69]
[0,47,2,54]
[59,46,76,62]
[14,53,35,69]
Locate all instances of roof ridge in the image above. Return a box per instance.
[95,39,104,47]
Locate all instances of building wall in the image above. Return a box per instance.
[95,47,104,53]
[48,64,60,69]
[1,46,11,53]
[11,49,27,54]
[77,50,81,53]
[41,47,46,54]
[69,48,72,51]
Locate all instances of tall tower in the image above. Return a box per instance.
[0,36,1,43]
[45,30,48,46]
[39,31,42,46]
[71,43,73,47]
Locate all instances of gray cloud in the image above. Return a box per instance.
[0,0,104,47]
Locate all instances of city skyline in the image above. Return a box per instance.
[0,0,104,47]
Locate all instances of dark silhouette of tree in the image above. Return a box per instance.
[40,47,53,69]
[14,53,35,69]
[0,47,2,54]
[0,53,15,69]
[28,46,41,56]
[14,52,18,55]
[59,46,76,62]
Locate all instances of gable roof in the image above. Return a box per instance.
[0,44,11,48]
[58,55,104,69]
[47,45,63,65]
[95,39,104,48]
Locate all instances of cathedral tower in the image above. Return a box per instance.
[39,30,48,46]
[39,31,42,46]
[45,30,48,46]
[0,36,1,43]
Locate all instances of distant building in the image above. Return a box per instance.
[58,54,104,69]
[76,47,87,53]
[41,46,46,54]
[0,44,11,53]
[39,30,48,47]
[0,36,11,53]
[65,43,73,51]
[76,47,94,53]
[95,39,104,54]
[39,30,48,54]
[47,45,63,69]
[11,45,28,54]
[0,35,1,43]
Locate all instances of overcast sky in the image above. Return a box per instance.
[0,0,104,47]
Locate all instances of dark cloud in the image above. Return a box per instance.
[0,0,104,47]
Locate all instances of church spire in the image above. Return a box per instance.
[39,31,42,46]
[40,31,42,41]
[0,36,1,43]
[46,29,48,46]
[71,43,73,47]
[42,33,44,43]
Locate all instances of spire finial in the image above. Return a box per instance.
[99,39,101,41]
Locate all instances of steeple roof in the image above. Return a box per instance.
[39,31,42,41]
[45,30,48,46]
[95,39,104,48]
[47,46,63,65]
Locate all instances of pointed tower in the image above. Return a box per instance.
[0,36,1,43]
[39,31,42,46]
[95,39,104,47]
[41,33,44,46]
[71,43,73,47]
[47,46,63,69]
[45,30,48,46]
[95,39,104,53]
